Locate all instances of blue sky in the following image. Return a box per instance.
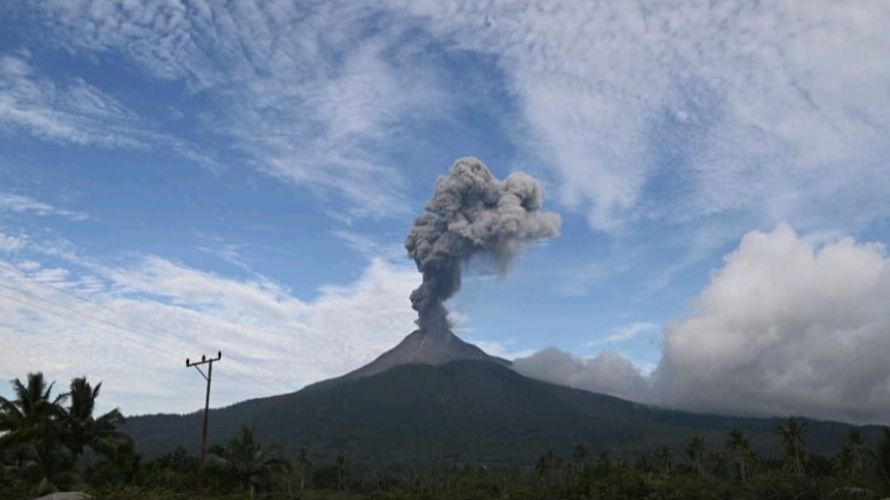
[1,1,889,423]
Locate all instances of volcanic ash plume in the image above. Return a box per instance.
[405,157,561,335]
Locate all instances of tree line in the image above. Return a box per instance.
[2,371,890,499]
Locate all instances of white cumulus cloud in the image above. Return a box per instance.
[655,223,890,424]
[517,224,890,424]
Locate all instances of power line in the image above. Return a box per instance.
[215,353,294,394]
[0,274,198,352]
[1,289,289,394]
[0,281,189,360]
[0,275,294,393]
[0,291,179,357]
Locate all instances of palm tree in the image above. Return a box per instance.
[593,452,613,476]
[0,373,67,453]
[534,451,554,486]
[726,428,753,482]
[877,427,890,480]
[60,377,129,459]
[776,417,807,475]
[653,446,672,476]
[836,428,872,479]
[335,451,349,491]
[296,447,311,492]
[686,435,705,478]
[210,426,289,497]
[552,454,566,487]
[571,443,587,480]
[708,449,729,479]
[0,373,73,494]
[9,442,78,495]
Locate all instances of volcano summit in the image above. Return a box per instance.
[333,329,510,383]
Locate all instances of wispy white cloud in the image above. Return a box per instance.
[9,1,890,234]
[194,235,260,278]
[24,0,450,217]
[0,53,144,148]
[0,192,89,221]
[0,192,88,254]
[472,339,534,361]
[587,321,657,346]
[331,229,406,262]
[0,244,420,415]
[552,250,638,297]
[0,230,27,252]
[0,52,219,169]
[395,1,890,234]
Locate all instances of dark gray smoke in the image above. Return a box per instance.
[405,157,561,335]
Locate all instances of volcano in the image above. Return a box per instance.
[323,328,510,386]
[122,332,879,466]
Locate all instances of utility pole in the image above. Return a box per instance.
[186,351,222,499]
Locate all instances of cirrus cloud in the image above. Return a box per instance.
[396,1,890,232]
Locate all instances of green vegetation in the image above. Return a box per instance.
[3,370,890,499]
[0,372,131,497]
[206,426,291,495]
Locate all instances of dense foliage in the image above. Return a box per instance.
[3,371,890,499]
[0,372,131,497]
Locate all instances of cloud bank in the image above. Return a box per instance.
[656,223,890,423]
[513,348,650,403]
[517,224,890,424]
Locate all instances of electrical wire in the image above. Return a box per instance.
[0,274,294,394]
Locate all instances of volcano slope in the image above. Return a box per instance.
[312,328,510,389]
[123,358,879,466]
